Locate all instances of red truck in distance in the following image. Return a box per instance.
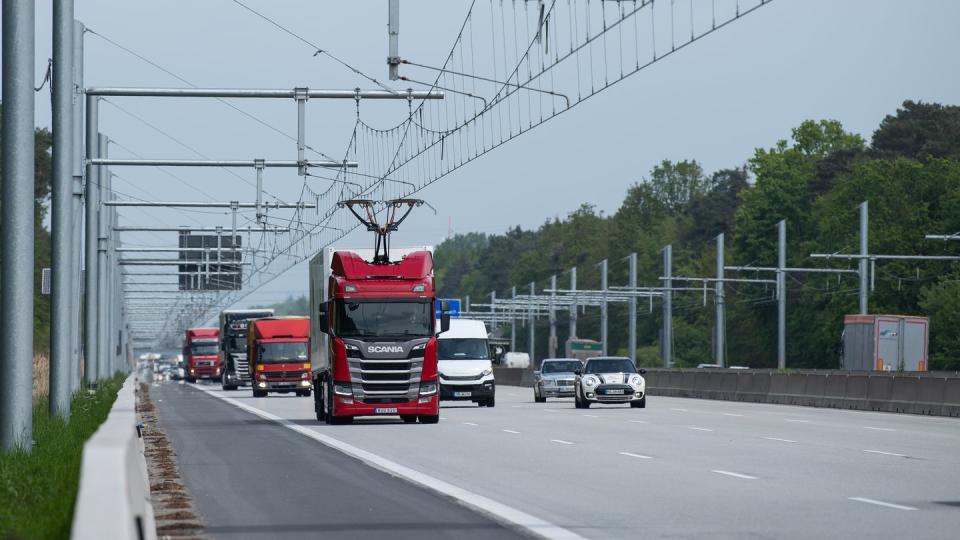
[310,199,451,425]
[184,328,220,383]
[247,317,312,398]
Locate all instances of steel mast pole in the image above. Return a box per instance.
[715,234,726,368]
[600,259,608,356]
[859,201,869,314]
[662,245,672,368]
[0,0,37,451]
[510,286,516,352]
[529,282,536,364]
[777,220,787,370]
[548,275,557,358]
[83,96,100,385]
[569,267,577,340]
[50,0,75,419]
[97,134,110,379]
[70,20,85,393]
[628,253,637,365]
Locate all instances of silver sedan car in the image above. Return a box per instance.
[533,359,583,402]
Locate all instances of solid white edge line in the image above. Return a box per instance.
[848,497,917,511]
[863,449,907,458]
[619,452,652,460]
[191,384,587,540]
[712,470,758,480]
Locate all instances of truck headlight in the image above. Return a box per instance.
[333,383,353,396]
[583,376,600,387]
[419,382,438,396]
[301,372,310,379]
[481,368,492,377]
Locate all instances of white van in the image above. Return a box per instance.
[437,319,495,407]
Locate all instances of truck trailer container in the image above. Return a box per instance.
[183,327,220,382]
[247,317,311,397]
[842,314,929,371]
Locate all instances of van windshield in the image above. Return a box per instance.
[438,339,489,360]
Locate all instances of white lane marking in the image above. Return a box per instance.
[712,470,757,480]
[670,408,688,412]
[582,414,599,418]
[439,416,447,420]
[511,405,522,408]
[863,449,908,458]
[762,437,797,443]
[502,429,520,434]
[848,497,917,511]
[688,427,713,432]
[864,426,896,432]
[551,439,575,445]
[629,420,649,424]
[543,409,557,413]
[619,452,652,460]
[191,385,587,540]
[785,419,810,423]
[722,413,743,417]
[463,422,479,426]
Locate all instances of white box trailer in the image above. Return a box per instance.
[842,314,929,371]
[308,245,434,372]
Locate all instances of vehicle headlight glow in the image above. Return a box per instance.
[419,382,438,395]
[583,376,600,387]
[481,368,492,376]
[333,383,353,396]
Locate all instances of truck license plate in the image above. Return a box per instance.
[454,391,472,397]
[606,389,625,395]
[374,407,398,414]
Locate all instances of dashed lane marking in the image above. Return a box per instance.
[503,429,520,434]
[762,437,797,443]
[712,470,758,480]
[848,497,917,511]
[863,449,907,458]
[722,413,743,417]
[619,452,653,460]
[463,422,479,426]
[688,427,713,432]
[863,426,896,432]
[551,439,575,445]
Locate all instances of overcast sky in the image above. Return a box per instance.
[6,0,960,308]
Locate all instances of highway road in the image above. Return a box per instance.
[156,382,960,539]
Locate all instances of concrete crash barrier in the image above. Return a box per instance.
[72,375,156,540]
[644,369,960,418]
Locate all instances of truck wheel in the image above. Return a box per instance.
[400,415,418,423]
[330,414,353,425]
[221,373,237,391]
[253,389,268,398]
[186,377,196,384]
[297,389,311,398]
[324,382,335,425]
[418,415,439,424]
[314,385,326,422]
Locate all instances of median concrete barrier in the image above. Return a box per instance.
[72,375,155,540]
[644,368,960,418]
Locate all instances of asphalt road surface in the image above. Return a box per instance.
[156,382,960,539]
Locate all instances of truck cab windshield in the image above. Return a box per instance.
[335,300,432,339]
[259,342,308,363]
[438,339,489,360]
[190,343,218,356]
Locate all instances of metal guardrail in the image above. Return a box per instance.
[71,375,156,540]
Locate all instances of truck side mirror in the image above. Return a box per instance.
[317,304,329,335]
[439,301,451,333]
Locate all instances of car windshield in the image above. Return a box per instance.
[336,300,433,339]
[542,361,582,374]
[438,338,489,360]
[190,343,218,356]
[584,358,636,374]
[259,342,308,363]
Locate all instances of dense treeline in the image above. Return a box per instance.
[435,101,960,370]
[0,102,54,352]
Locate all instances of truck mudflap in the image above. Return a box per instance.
[332,394,439,418]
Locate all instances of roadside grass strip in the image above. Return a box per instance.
[0,375,126,540]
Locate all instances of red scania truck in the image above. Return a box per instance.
[310,199,450,425]
[247,317,312,398]
[184,328,220,382]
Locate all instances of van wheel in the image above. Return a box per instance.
[485,397,495,408]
